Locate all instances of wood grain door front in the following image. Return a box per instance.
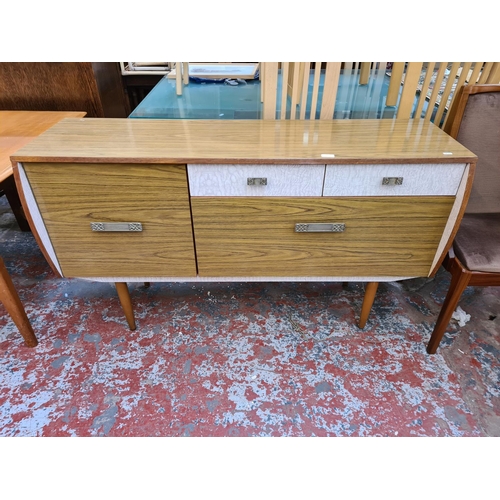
[191,197,455,277]
[24,163,197,277]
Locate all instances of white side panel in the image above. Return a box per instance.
[17,163,63,276]
[188,164,325,196]
[323,163,466,196]
[430,164,470,274]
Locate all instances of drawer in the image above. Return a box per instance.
[191,196,455,277]
[188,164,325,196]
[323,163,466,196]
[24,163,197,278]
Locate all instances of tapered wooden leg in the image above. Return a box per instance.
[427,264,471,354]
[359,282,379,328]
[0,258,38,347]
[115,282,136,330]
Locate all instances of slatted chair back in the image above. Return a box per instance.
[261,62,341,120]
[392,62,500,128]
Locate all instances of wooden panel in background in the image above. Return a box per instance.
[0,63,128,118]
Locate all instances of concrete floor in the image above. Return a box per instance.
[1,195,499,436]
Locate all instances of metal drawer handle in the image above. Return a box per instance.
[247,177,267,186]
[91,222,143,232]
[295,223,345,233]
[382,177,403,185]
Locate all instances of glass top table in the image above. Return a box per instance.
[129,69,434,121]
[130,76,264,120]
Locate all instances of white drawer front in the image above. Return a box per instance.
[323,163,466,196]
[188,164,325,196]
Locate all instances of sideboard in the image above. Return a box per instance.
[11,118,477,339]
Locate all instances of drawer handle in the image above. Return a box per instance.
[295,223,345,233]
[247,177,267,186]
[91,222,143,232]
[382,177,403,185]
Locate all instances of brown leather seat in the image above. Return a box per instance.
[453,214,500,273]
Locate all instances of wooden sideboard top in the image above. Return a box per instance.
[11,118,477,165]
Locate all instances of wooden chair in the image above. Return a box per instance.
[261,62,342,120]
[174,62,189,96]
[387,62,500,125]
[427,84,500,354]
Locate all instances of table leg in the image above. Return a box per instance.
[0,258,38,347]
[1,175,31,232]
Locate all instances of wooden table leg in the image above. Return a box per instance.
[0,258,38,347]
[359,281,379,329]
[115,282,136,330]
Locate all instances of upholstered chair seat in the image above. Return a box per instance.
[453,213,500,273]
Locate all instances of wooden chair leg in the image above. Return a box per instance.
[115,282,136,330]
[176,62,183,96]
[359,282,379,328]
[0,258,38,347]
[427,263,471,354]
[1,176,31,232]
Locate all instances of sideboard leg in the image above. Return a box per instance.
[359,281,379,329]
[0,258,38,347]
[115,282,136,330]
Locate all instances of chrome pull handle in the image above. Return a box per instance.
[295,223,345,233]
[91,222,143,232]
[382,177,403,185]
[247,177,267,186]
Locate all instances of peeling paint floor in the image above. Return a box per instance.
[1,196,499,437]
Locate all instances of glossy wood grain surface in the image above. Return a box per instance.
[191,197,455,277]
[0,111,86,182]
[12,118,476,165]
[24,163,197,278]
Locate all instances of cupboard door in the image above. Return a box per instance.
[191,197,455,277]
[24,163,197,277]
